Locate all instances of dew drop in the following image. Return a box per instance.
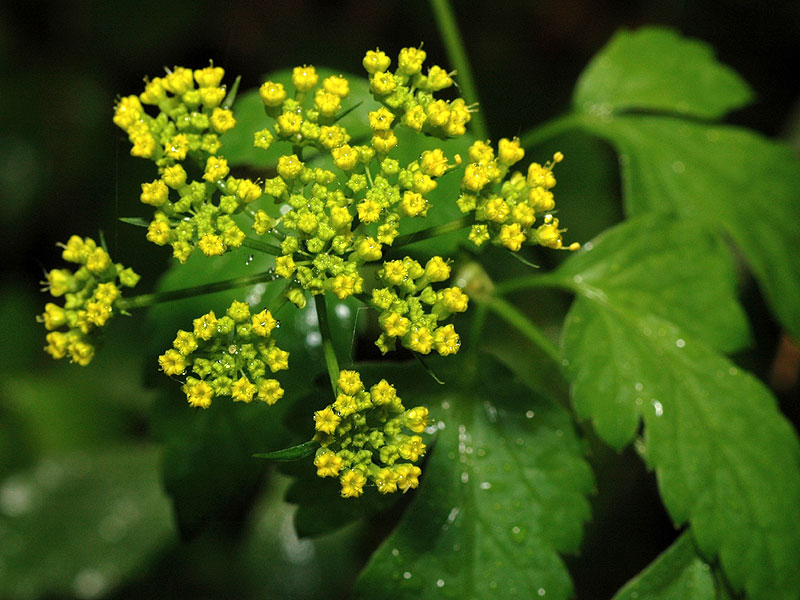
[305,331,322,347]
[538,588,546,596]
[73,569,107,599]
[653,400,664,417]
[244,254,254,266]
[441,400,450,410]
[0,478,34,517]
[403,571,412,580]
[572,274,583,284]
[671,161,686,174]
[437,579,445,588]
[634,382,643,392]
[675,338,685,348]
[392,548,400,557]
[461,472,469,484]
[335,303,351,320]
[525,410,534,419]
[479,481,491,490]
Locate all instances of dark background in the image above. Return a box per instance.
[1,1,798,598]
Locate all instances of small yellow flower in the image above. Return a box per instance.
[340,469,367,498]
[374,467,399,494]
[331,144,359,171]
[424,256,450,282]
[322,74,350,98]
[292,65,319,92]
[499,223,526,251]
[203,156,230,182]
[159,349,186,376]
[198,233,225,256]
[259,81,287,107]
[368,107,395,132]
[251,309,277,337]
[275,255,296,279]
[314,450,344,478]
[210,107,236,134]
[363,49,391,74]
[405,406,429,433]
[184,379,213,409]
[193,311,218,341]
[337,370,363,395]
[140,180,169,206]
[434,324,460,356]
[314,407,341,434]
[257,379,284,405]
[440,287,469,313]
[231,376,257,403]
[370,379,397,405]
[395,464,422,493]
[265,346,290,372]
[162,164,187,189]
[277,154,304,180]
[498,137,525,166]
[173,330,198,354]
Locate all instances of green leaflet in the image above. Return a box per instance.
[0,446,175,598]
[558,217,800,599]
[567,25,800,341]
[577,114,800,342]
[553,214,751,448]
[573,27,752,119]
[354,357,593,599]
[611,532,715,600]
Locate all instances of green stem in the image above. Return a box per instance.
[429,0,489,140]
[314,293,340,398]
[493,272,573,296]
[117,269,278,311]
[392,215,472,249]
[478,295,561,364]
[519,113,584,149]
[242,237,283,256]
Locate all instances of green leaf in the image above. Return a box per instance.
[611,532,715,600]
[0,445,175,598]
[577,113,800,341]
[354,357,593,599]
[220,69,379,169]
[559,218,800,599]
[573,27,752,119]
[254,439,319,461]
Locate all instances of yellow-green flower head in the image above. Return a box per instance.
[160,300,288,409]
[40,237,139,366]
[313,371,428,498]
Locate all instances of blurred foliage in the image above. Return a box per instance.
[3,1,800,599]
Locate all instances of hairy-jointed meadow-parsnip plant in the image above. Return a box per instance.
[35,23,800,600]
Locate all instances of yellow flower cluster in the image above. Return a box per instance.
[115,65,265,263]
[371,256,467,356]
[363,46,472,138]
[39,236,140,365]
[457,141,579,252]
[158,300,288,409]
[313,370,428,497]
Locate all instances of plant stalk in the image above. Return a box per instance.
[117,270,278,310]
[429,0,489,140]
[314,293,341,398]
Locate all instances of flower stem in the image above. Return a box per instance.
[392,215,472,249]
[117,269,278,310]
[519,113,584,149]
[478,295,561,364]
[493,272,573,296]
[429,0,489,140]
[314,293,340,398]
[242,237,283,256]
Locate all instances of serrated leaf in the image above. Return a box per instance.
[220,68,378,169]
[557,213,750,358]
[611,532,715,600]
[0,446,175,598]
[559,220,800,599]
[577,113,800,341]
[573,27,752,119]
[354,357,593,599]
